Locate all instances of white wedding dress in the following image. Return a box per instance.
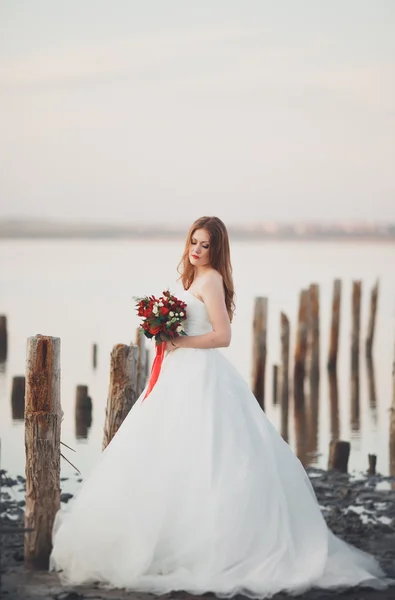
[50,286,389,597]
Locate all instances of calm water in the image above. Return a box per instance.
[0,239,394,485]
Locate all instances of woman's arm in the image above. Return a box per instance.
[167,273,231,350]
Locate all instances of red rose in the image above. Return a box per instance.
[150,325,161,335]
[160,306,170,316]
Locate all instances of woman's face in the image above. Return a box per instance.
[189,228,211,268]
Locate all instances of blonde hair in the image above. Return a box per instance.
[177,216,235,321]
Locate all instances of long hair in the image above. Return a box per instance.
[177,216,235,321]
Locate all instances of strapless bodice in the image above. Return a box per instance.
[173,285,213,337]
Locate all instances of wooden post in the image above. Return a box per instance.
[328,371,340,441]
[280,313,290,441]
[328,440,350,473]
[11,375,25,420]
[103,344,139,450]
[272,365,279,405]
[75,385,92,439]
[351,281,362,432]
[390,337,395,478]
[294,290,308,410]
[307,376,319,461]
[135,329,148,397]
[365,280,379,358]
[294,405,308,467]
[327,280,341,372]
[366,355,377,420]
[308,283,320,382]
[368,454,377,476]
[25,335,61,570]
[75,385,91,409]
[92,343,98,369]
[251,297,268,410]
[0,315,7,362]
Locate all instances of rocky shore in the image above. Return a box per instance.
[1,468,395,600]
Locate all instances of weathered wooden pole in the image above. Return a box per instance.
[135,328,148,397]
[368,454,377,476]
[75,385,92,439]
[328,440,350,473]
[366,355,377,419]
[365,280,379,358]
[294,290,308,410]
[390,337,395,478]
[280,313,290,441]
[251,297,268,410]
[327,280,341,372]
[272,365,279,405]
[102,344,139,450]
[294,405,308,467]
[0,315,7,361]
[351,281,362,431]
[328,371,340,441]
[308,283,320,382]
[92,343,98,369]
[11,375,25,420]
[76,385,91,410]
[307,375,319,460]
[25,335,61,570]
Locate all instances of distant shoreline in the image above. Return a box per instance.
[1,220,394,242]
[1,232,394,243]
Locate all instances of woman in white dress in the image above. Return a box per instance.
[50,216,389,597]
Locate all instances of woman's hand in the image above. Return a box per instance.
[165,340,178,352]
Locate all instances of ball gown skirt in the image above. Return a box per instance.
[50,287,389,597]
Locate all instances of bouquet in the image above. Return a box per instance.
[135,290,188,400]
[135,290,188,344]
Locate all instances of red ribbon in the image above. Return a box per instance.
[143,342,166,401]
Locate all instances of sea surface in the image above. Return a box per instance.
[0,239,394,488]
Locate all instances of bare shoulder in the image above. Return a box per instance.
[200,270,224,294]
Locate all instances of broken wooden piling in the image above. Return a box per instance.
[92,343,98,369]
[280,313,290,441]
[136,329,148,397]
[327,280,341,372]
[251,297,268,410]
[351,281,362,431]
[75,385,92,439]
[24,335,62,570]
[0,315,7,362]
[365,280,379,358]
[294,290,308,410]
[11,375,25,420]
[328,440,350,473]
[102,344,139,450]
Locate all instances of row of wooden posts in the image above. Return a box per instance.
[252,279,379,412]
[1,277,394,572]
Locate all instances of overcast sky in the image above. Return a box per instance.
[0,1,394,225]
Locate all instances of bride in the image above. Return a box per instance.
[50,216,389,597]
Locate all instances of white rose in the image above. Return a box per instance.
[169,311,174,317]
[180,311,184,317]
[158,302,163,307]
[176,325,183,333]
[152,305,158,315]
